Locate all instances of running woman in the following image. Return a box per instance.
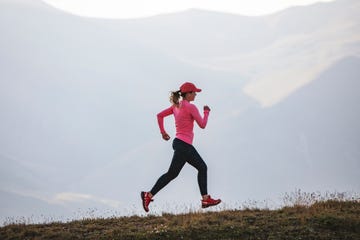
[141,82,221,212]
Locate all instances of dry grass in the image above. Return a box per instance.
[1,191,360,240]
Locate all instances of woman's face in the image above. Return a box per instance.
[185,91,197,102]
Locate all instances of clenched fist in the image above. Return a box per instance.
[204,105,211,112]
[162,132,170,141]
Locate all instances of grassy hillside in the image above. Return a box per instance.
[1,200,359,240]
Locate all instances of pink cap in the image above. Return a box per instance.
[180,82,202,93]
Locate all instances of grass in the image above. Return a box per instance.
[1,191,360,240]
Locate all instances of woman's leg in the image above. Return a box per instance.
[186,147,221,207]
[186,146,208,196]
[150,139,187,196]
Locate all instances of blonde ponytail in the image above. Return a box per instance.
[170,90,186,107]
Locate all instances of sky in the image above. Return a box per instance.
[42,0,335,19]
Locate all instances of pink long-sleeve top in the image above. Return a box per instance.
[157,100,210,145]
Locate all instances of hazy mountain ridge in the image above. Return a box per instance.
[210,56,360,197]
[94,0,360,106]
[0,0,359,222]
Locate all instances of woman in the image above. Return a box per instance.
[141,82,221,212]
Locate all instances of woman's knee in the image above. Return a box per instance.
[166,169,180,180]
[199,162,207,173]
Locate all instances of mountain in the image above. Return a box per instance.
[0,0,359,223]
[208,56,360,200]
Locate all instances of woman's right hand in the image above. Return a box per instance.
[162,133,171,141]
[204,105,211,112]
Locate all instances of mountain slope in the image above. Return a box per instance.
[210,56,360,199]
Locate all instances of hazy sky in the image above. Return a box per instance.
[42,0,335,19]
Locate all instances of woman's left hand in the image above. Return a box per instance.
[204,105,211,112]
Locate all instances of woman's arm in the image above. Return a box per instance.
[190,104,210,129]
[157,106,173,135]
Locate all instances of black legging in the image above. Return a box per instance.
[150,138,208,196]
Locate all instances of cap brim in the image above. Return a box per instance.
[195,88,202,92]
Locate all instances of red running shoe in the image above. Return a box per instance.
[202,195,221,208]
[141,191,153,212]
